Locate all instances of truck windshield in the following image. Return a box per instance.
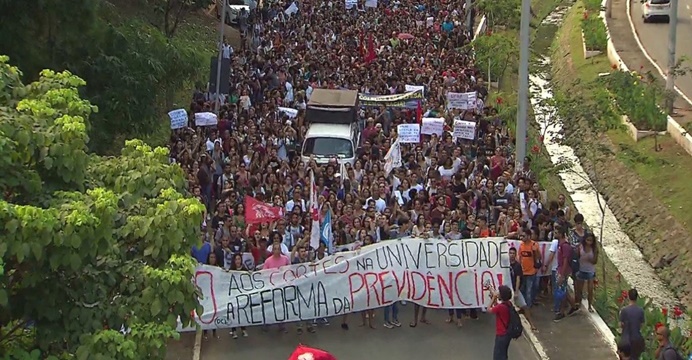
[303,137,354,158]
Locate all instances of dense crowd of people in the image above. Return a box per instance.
[170,0,614,357]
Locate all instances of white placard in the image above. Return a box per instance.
[453,120,476,140]
[405,84,425,96]
[397,124,420,143]
[168,109,188,130]
[446,92,477,110]
[383,139,402,176]
[426,16,434,28]
[285,2,299,15]
[194,112,218,127]
[180,238,511,330]
[345,0,357,9]
[365,0,378,7]
[421,117,444,135]
[278,107,298,118]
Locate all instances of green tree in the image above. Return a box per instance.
[0,56,204,359]
[466,32,519,87]
[476,0,521,29]
[145,0,215,38]
[75,22,203,153]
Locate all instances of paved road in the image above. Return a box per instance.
[630,0,692,102]
[199,305,539,359]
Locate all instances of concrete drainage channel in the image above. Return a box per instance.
[528,3,680,353]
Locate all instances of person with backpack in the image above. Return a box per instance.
[489,285,523,360]
[655,326,685,360]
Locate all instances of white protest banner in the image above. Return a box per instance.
[405,84,425,96]
[364,0,377,7]
[397,123,420,143]
[278,107,298,118]
[446,92,477,110]
[194,112,218,126]
[426,16,434,28]
[168,109,188,130]
[421,117,444,135]
[181,238,511,330]
[453,120,476,140]
[345,0,357,9]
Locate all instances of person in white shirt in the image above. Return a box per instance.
[363,192,387,213]
[542,232,560,313]
[285,187,307,212]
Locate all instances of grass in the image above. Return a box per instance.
[545,0,692,333]
[548,0,692,235]
[608,130,692,229]
[580,14,607,52]
[104,0,241,148]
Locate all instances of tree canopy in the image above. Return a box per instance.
[0,0,211,154]
[0,56,205,359]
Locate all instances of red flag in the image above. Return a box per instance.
[244,196,283,224]
[364,34,376,64]
[288,345,337,360]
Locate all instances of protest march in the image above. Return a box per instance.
[172,0,592,347]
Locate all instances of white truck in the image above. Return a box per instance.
[301,89,361,166]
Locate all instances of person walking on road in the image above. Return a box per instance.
[509,247,537,331]
[489,285,514,360]
[619,289,645,359]
[554,229,577,322]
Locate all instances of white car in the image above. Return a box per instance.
[641,0,671,23]
[216,0,255,25]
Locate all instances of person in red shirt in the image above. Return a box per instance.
[489,285,513,360]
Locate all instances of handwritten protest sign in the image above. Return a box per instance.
[364,0,377,7]
[345,0,357,9]
[168,109,188,130]
[194,112,218,126]
[446,92,477,110]
[278,107,298,118]
[405,84,425,96]
[397,124,420,143]
[179,238,512,330]
[453,120,476,140]
[421,117,444,135]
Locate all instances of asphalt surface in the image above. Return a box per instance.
[199,304,539,360]
[630,0,692,102]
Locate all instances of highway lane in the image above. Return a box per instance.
[630,0,692,103]
[199,305,540,360]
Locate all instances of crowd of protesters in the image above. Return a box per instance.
[173,0,609,353]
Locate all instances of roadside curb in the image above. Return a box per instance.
[193,328,202,360]
[604,0,692,156]
[623,0,692,106]
[519,316,550,360]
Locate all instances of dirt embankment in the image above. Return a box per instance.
[550,31,692,308]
